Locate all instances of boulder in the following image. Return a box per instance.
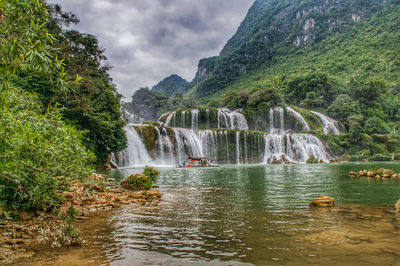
[396,199,400,213]
[309,195,335,208]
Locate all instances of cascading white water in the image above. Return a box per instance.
[120,105,334,166]
[164,112,176,127]
[286,107,310,131]
[218,108,248,130]
[199,130,218,161]
[236,131,241,164]
[263,134,331,164]
[311,111,340,135]
[117,125,154,167]
[269,107,285,134]
[173,128,204,159]
[182,111,186,128]
[263,107,332,164]
[191,110,199,130]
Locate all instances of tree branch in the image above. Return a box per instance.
[21,161,53,175]
[0,172,17,183]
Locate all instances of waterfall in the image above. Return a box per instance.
[236,131,241,164]
[164,112,176,127]
[263,106,332,164]
[224,130,230,164]
[311,111,340,135]
[118,125,154,167]
[120,105,334,166]
[217,108,248,130]
[182,111,186,128]
[173,128,204,159]
[191,109,199,130]
[286,107,310,131]
[263,133,331,164]
[269,107,285,134]
[199,130,218,161]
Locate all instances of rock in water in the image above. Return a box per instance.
[309,195,335,207]
[396,199,400,213]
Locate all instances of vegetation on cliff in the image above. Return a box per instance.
[151,74,190,98]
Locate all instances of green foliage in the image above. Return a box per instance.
[0,88,94,211]
[327,95,361,127]
[348,114,364,143]
[285,72,336,107]
[143,166,160,183]
[370,142,388,155]
[364,117,390,135]
[151,74,189,98]
[0,1,126,165]
[126,87,197,121]
[368,154,392,162]
[121,174,152,191]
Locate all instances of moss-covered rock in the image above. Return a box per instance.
[121,174,152,191]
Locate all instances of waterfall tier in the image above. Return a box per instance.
[117,106,338,167]
[311,111,344,135]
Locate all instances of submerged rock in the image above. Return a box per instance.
[309,195,335,208]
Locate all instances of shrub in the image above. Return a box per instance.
[121,174,152,190]
[394,153,400,161]
[368,154,392,161]
[364,117,390,135]
[370,142,388,155]
[143,166,160,183]
[0,89,94,212]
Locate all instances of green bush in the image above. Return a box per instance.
[394,153,400,160]
[370,142,388,155]
[364,117,390,134]
[121,174,152,190]
[0,89,94,211]
[143,166,160,183]
[368,154,392,161]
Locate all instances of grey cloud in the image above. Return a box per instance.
[48,0,254,97]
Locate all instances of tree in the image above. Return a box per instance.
[327,94,361,127]
[348,114,364,143]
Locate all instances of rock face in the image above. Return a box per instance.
[310,195,335,207]
[396,199,400,213]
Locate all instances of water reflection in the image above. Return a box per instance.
[29,163,400,265]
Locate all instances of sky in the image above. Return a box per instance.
[47,0,254,98]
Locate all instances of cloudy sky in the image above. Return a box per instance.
[48,0,254,97]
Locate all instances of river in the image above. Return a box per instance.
[26,162,400,265]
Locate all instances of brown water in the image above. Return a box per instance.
[23,163,400,265]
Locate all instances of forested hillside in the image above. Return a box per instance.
[151,74,189,98]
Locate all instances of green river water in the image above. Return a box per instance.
[27,163,400,265]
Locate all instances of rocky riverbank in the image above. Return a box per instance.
[0,173,161,264]
[349,168,400,179]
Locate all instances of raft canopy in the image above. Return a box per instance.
[188,157,210,161]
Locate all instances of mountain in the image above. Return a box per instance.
[151,74,189,98]
[188,0,400,100]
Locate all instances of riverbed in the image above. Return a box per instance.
[24,163,400,265]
